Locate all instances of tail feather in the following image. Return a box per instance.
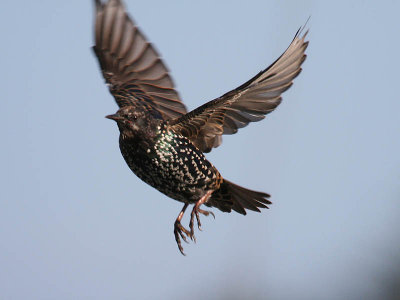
[206,179,271,215]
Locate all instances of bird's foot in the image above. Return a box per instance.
[174,203,190,255]
[198,208,215,219]
[189,191,214,241]
[191,208,215,231]
[174,220,191,255]
[173,192,214,255]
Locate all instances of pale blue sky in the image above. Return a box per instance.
[1,1,400,299]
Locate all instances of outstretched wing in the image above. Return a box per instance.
[169,28,308,152]
[93,0,187,120]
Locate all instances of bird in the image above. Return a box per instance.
[93,0,309,255]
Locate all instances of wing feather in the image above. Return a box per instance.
[169,28,308,152]
[93,0,187,120]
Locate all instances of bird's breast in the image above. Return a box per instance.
[119,129,221,202]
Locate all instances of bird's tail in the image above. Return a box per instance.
[206,179,271,215]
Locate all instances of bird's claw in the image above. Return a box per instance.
[195,210,203,231]
[199,208,215,219]
[188,216,197,243]
[174,221,191,255]
[174,191,214,255]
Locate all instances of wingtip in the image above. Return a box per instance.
[295,16,311,40]
[300,16,311,37]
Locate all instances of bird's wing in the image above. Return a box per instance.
[169,28,308,152]
[93,0,187,120]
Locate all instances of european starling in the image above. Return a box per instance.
[93,0,309,255]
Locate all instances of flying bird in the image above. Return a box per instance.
[93,0,308,255]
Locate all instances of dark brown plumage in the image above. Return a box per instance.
[93,0,309,255]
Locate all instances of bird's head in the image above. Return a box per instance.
[106,106,160,139]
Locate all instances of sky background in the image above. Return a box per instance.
[1,0,400,299]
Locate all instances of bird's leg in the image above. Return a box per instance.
[174,203,191,255]
[189,190,214,240]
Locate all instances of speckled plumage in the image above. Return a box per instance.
[119,121,221,203]
[93,0,309,254]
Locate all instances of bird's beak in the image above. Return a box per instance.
[105,114,123,122]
